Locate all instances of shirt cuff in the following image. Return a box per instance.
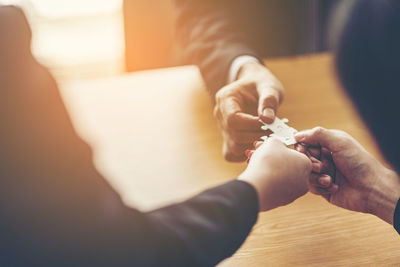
[227,55,262,84]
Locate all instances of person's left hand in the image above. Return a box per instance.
[239,138,312,212]
[295,127,400,225]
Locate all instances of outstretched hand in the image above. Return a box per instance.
[295,127,400,225]
[214,62,284,162]
[239,137,312,212]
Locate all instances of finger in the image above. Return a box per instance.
[309,185,331,195]
[303,149,322,173]
[321,156,335,176]
[245,149,254,163]
[253,140,264,149]
[309,173,334,189]
[312,184,339,195]
[309,174,339,195]
[309,186,332,201]
[223,134,254,160]
[226,112,262,131]
[305,151,320,163]
[311,161,323,173]
[295,143,307,154]
[329,184,339,194]
[307,146,321,160]
[309,177,338,194]
[257,88,280,123]
[295,127,342,152]
[223,141,248,162]
[318,174,333,188]
[245,149,254,158]
[219,96,262,131]
[319,149,336,178]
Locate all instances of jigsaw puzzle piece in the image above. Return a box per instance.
[259,117,298,146]
[270,133,297,146]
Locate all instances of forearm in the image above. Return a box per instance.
[367,168,400,225]
[145,180,259,266]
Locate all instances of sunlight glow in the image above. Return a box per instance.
[1,0,125,79]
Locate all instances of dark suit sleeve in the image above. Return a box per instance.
[174,0,261,96]
[0,6,259,266]
[393,199,400,235]
[145,180,259,266]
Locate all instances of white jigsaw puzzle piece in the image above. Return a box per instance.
[259,117,298,146]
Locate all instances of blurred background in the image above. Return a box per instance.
[0,0,176,81]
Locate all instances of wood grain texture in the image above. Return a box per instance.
[60,54,400,266]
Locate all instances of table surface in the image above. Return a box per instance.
[61,54,400,266]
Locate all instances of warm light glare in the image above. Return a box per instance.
[35,0,121,18]
[0,0,125,79]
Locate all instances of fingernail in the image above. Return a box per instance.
[262,108,275,119]
[295,133,305,142]
[253,141,258,148]
[319,176,330,186]
[245,149,251,157]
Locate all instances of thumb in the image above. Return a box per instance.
[295,127,341,152]
[257,87,279,123]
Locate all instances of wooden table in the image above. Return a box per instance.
[61,54,400,266]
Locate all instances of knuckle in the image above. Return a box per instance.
[214,92,223,104]
[215,88,229,103]
[213,106,219,118]
[314,126,326,136]
[336,130,351,140]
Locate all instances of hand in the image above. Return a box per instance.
[238,138,312,212]
[214,62,284,162]
[295,127,400,225]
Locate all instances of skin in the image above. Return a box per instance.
[214,62,284,162]
[295,127,400,225]
[239,137,312,212]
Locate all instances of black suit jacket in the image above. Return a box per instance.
[174,0,338,96]
[0,6,258,266]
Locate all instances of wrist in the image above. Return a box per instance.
[237,61,285,102]
[228,55,262,83]
[238,171,277,212]
[237,61,267,80]
[367,167,400,225]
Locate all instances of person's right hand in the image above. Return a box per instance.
[238,138,312,212]
[214,62,284,162]
[295,127,400,225]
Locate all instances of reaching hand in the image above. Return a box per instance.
[214,62,284,162]
[295,127,400,225]
[239,138,312,212]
